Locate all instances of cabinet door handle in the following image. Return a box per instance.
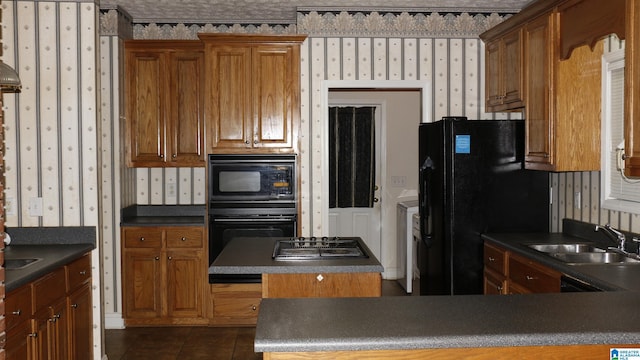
[79,270,87,275]
[488,256,495,262]
[12,309,21,316]
[159,154,164,159]
[245,140,250,145]
[139,237,145,242]
[28,333,38,338]
[168,256,172,260]
[181,237,187,241]
[525,275,538,281]
[172,154,177,158]
[155,256,160,260]
[316,274,324,282]
[71,304,78,309]
[252,305,257,311]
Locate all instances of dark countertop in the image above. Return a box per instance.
[120,205,206,227]
[209,237,384,274]
[255,292,640,352]
[480,232,640,291]
[4,226,96,292]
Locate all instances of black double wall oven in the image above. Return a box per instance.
[208,154,297,283]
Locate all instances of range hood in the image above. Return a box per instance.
[0,62,21,92]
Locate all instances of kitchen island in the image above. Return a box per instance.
[210,237,384,298]
[255,292,640,359]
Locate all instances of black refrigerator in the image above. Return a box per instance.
[418,117,549,295]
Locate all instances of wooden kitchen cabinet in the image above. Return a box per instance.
[121,226,207,326]
[6,253,92,360]
[624,0,640,177]
[484,28,524,112]
[210,283,262,326]
[200,34,306,154]
[483,241,560,295]
[262,272,382,298]
[523,12,603,171]
[125,41,205,167]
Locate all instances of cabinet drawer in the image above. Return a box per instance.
[6,284,33,331]
[484,242,507,275]
[33,267,66,311]
[213,297,261,319]
[67,253,92,292]
[123,228,163,248]
[166,228,203,248]
[509,254,560,293]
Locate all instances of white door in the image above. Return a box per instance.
[328,103,382,260]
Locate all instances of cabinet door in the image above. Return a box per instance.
[252,45,298,149]
[524,13,554,168]
[166,250,204,318]
[206,45,253,150]
[33,308,53,360]
[68,284,93,360]
[168,51,205,166]
[485,39,503,109]
[483,269,507,295]
[625,0,640,176]
[50,299,69,360]
[502,29,523,107]
[6,320,35,360]
[126,50,168,166]
[123,249,162,319]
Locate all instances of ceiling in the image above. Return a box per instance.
[102,0,534,23]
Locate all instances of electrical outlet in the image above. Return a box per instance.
[28,197,43,217]
[391,176,406,188]
[5,196,15,216]
[167,182,176,198]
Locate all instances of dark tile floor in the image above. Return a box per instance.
[105,280,413,360]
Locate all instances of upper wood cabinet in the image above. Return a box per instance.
[125,41,205,167]
[625,0,640,176]
[484,29,524,111]
[200,34,306,154]
[481,0,625,172]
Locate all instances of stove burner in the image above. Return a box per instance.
[272,237,369,260]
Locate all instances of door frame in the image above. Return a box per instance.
[321,80,431,272]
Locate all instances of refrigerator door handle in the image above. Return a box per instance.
[419,157,434,247]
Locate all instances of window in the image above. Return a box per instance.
[600,48,640,213]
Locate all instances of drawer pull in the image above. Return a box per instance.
[29,333,38,338]
[71,304,78,309]
[79,270,87,275]
[155,256,160,260]
[525,275,538,281]
[181,237,187,241]
[168,256,173,260]
[316,274,324,282]
[12,310,21,316]
[488,256,495,262]
[139,237,145,242]
[252,305,257,311]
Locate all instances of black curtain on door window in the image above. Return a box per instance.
[328,106,376,208]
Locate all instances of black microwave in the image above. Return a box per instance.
[208,154,296,203]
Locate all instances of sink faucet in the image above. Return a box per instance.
[595,224,626,251]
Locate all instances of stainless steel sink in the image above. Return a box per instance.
[551,252,640,264]
[528,243,604,253]
[5,258,42,270]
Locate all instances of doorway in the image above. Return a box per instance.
[323,81,430,279]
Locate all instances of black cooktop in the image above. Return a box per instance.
[272,237,369,261]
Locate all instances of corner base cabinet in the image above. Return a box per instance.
[5,253,93,360]
[121,226,208,326]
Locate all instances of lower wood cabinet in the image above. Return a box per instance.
[262,272,382,298]
[483,241,560,295]
[5,253,93,360]
[210,283,262,326]
[121,226,208,326]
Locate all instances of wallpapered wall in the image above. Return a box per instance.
[4,1,640,335]
[2,0,103,357]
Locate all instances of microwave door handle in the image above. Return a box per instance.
[419,157,434,248]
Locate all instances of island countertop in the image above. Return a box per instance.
[209,237,384,274]
[255,291,640,353]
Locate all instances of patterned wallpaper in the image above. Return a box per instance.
[2,0,103,357]
[4,0,640,338]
